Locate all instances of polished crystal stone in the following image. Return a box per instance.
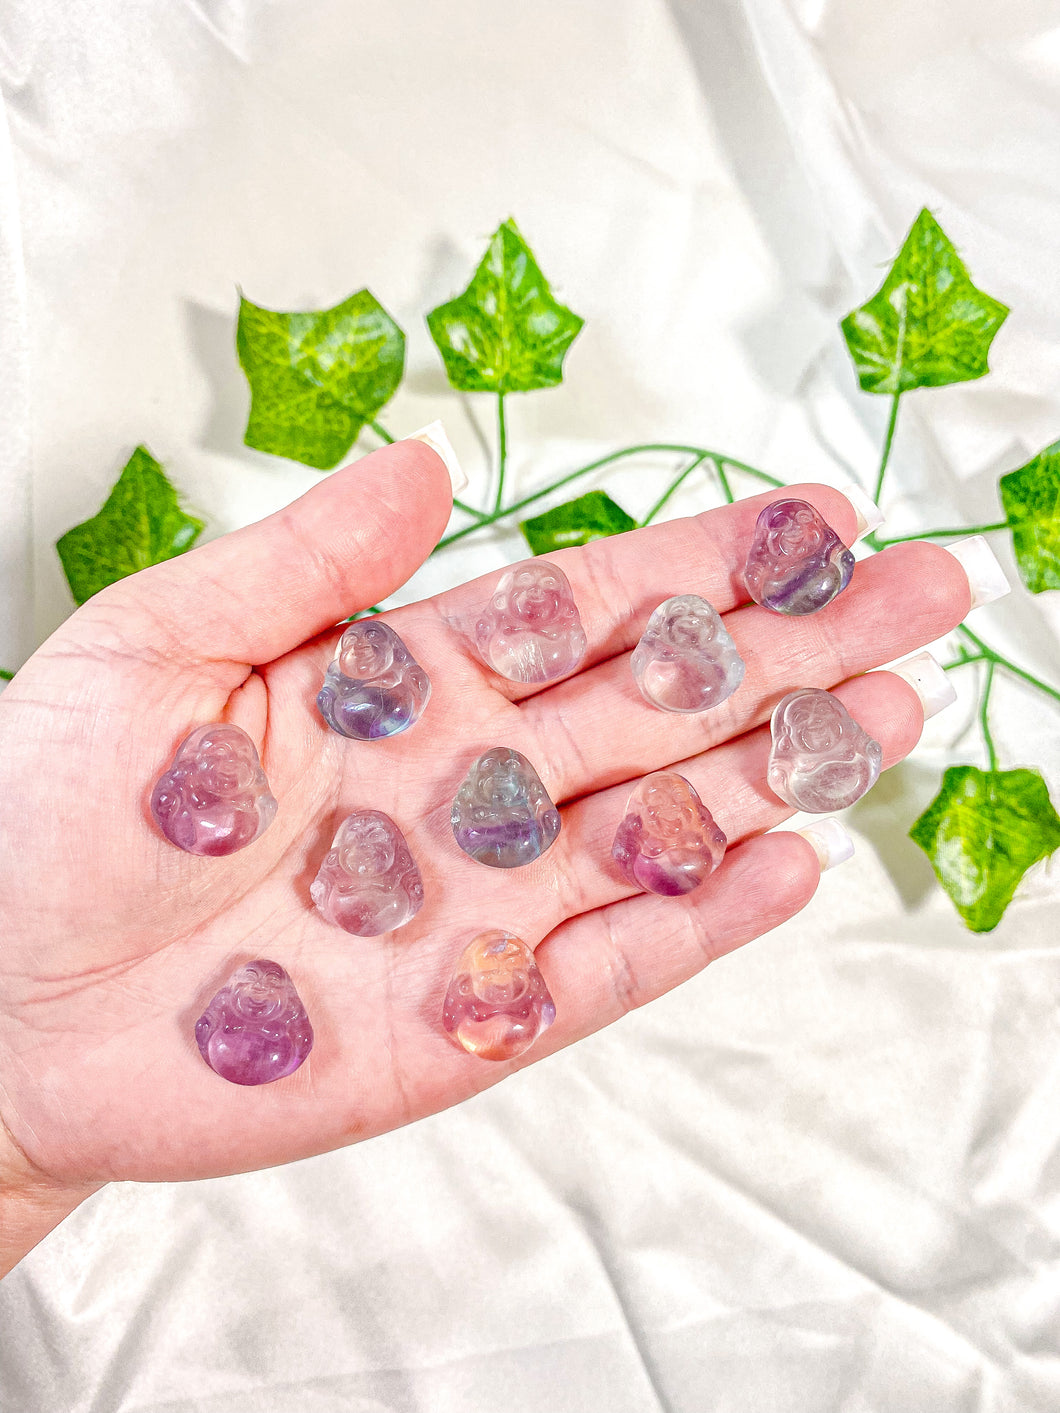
[451,747,560,868]
[310,809,424,936]
[151,723,277,856]
[611,770,727,896]
[630,594,745,713]
[768,688,883,812]
[473,559,587,683]
[195,959,313,1085]
[744,498,855,615]
[317,619,430,740]
[442,930,556,1060]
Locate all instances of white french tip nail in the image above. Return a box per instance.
[795,818,855,871]
[406,419,468,494]
[887,650,957,720]
[944,535,1010,611]
[838,483,885,540]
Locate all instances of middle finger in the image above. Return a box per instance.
[520,540,970,802]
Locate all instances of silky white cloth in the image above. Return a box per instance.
[2,1,1060,1409]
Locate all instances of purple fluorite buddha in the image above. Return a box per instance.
[473,559,587,683]
[151,723,277,856]
[451,747,561,868]
[612,771,727,896]
[631,594,745,713]
[767,688,882,812]
[311,809,424,935]
[195,959,313,1085]
[317,619,430,740]
[442,930,556,1060]
[744,499,855,615]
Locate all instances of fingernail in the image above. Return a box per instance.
[887,650,957,720]
[406,419,468,494]
[839,483,885,541]
[945,535,1010,610]
[795,818,855,871]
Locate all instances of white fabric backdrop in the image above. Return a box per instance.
[2,1,1060,1409]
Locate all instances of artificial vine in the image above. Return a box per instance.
[16,212,1060,930]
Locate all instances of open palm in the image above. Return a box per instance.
[0,441,970,1197]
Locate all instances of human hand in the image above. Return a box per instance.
[0,441,972,1272]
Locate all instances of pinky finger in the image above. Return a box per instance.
[527,831,831,1059]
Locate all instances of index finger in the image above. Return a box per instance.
[411,482,862,702]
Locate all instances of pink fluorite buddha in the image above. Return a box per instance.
[195,959,313,1085]
[612,771,727,896]
[311,810,424,936]
[767,688,882,812]
[631,594,745,713]
[473,560,587,683]
[151,723,276,856]
[442,931,556,1060]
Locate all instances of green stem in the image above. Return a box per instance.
[875,521,1008,548]
[940,651,985,671]
[873,391,901,506]
[945,645,1060,703]
[0,669,13,681]
[956,625,1060,705]
[716,455,785,490]
[863,392,902,551]
[639,453,711,527]
[436,442,783,551]
[979,660,998,772]
[368,418,395,445]
[494,392,508,514]
[453,498,489,521]
[714,458,735,504]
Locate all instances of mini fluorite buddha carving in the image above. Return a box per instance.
[451,748,561,868]
[317,620,430,740]
[151,723,276,856]
[195,959,313,1085]
[744,499,855,615]
[473,559,587,683]
[442,931,556,1060]
[311,810,424,936]
[631,595,745,713]
[767,688,882,811]
[612,771,727,895]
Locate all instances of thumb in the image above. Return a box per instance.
[93,438,454,666]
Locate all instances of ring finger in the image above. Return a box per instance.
[532,665,926,933]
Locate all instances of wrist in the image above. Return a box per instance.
[0,1114,102,1278]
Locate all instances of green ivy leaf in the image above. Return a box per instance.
[910,766,1060,932]
[56,447,204,605]
[841,208,1009,395]
[426,218,584,393]
[520,490,636,555]
[999,440,1060,593]
[237,289,405,470]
